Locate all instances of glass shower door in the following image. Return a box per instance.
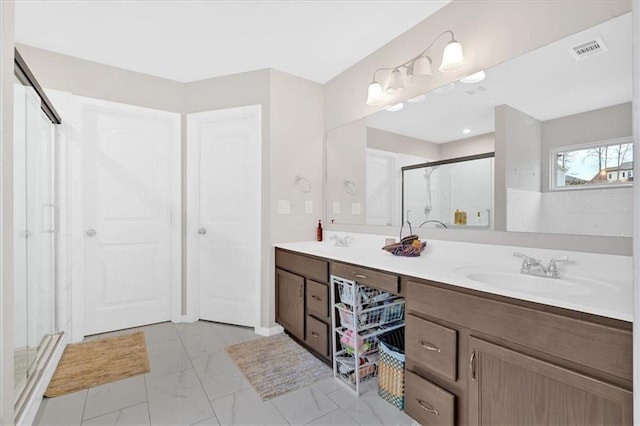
[13,81,58,409]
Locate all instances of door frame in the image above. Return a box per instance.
[70,96,182,341]
[185,104,262,327]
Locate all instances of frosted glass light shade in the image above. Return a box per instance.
[385,69,405,95]
[460,70,486,84]
[366,81,384,105]
[439,40,465,72]
[412,56,433,77]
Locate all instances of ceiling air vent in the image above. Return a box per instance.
[569,37,607,60]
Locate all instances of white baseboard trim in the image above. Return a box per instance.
[172,315,199,324]
[254,325,284,336]
[16,332,68,426]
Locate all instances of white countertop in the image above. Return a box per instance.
[275,232,633,322]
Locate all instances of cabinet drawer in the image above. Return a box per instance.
[332,262,399,294]
[305,315,329,358]
[307,280,329,319]
[405,370,455,426]
[406,314,457,381]
[276,249,328,283]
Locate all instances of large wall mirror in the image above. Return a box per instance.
[325,12,632,237]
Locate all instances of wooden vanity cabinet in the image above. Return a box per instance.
[468,337,632,426]
[275,248,331,361]
[404,278,633,426]
[275,268,305,340]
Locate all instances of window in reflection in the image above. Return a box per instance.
[553,138,633,189]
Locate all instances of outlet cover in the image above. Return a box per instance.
[304,200,313,214]
[277,199,291,215]
[332,201,341,214]
[351,202,361,215]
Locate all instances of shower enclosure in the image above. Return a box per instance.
[13,50,62,417]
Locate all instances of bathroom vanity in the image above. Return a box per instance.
[274,236,633,426]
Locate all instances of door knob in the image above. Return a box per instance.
[198,228,207,235]
[86,229,97,237]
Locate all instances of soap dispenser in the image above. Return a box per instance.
[316,220,323,242]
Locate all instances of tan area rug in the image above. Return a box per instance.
[226,334,332,401]
[45,332,150,397]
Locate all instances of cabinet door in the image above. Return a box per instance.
[275,268,305,340]
[468,337,632,426]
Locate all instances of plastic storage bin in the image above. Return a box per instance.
[377,327,405,410]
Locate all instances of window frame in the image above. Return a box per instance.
[550,136,634,191]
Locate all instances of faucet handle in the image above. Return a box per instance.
[513,252,540,273]
[547,256,568,277]
[513,252,539,263]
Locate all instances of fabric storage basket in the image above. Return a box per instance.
[377,327,405,410]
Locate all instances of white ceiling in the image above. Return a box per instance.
[367,12,632,143]
[14,0,450,83]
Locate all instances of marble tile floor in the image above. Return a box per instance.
[33,321,415,426]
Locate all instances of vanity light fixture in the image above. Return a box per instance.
[385,103,404,112]
[460,70,486,84]
[366,30,465,105]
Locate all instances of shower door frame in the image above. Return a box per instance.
[12,48,66,426]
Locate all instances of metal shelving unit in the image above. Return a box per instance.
[330,275,405,395]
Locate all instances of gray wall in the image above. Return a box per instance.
[326,119,367,225]
[500,105,542,193]
[1,1,14,423]
[439,133,494,160]
[494,105,542,231]
[268,69,324,327]
[541,102,633,191]
[631,1,639,419]
[366,127,439,159]
[16,44,184,113]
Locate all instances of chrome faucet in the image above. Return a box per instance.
[418,219,448,229]
[330,234,352,247]
[514,253,568,278]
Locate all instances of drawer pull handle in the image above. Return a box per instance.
[417,400,439,416]
[298,284,303,298]
[311,295,322,301]
[470,350,477,381]
[353,273,367,279]
[311,332,320,338]
[418,340,441,353]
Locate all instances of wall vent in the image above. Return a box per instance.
[569,37,607,60]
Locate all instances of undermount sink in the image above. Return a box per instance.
[454,266,616,297]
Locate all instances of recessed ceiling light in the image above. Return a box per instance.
[462,128,472,134]
[460,70,486,84]
[407,94,426,103]
[385,103,404,112]
[432,82,455,94]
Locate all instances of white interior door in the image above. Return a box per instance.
[79,98,180,335]
[187,105,261,328]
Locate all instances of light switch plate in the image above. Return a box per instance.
[332,201,341,214]
[304,200,313,214]
[277,199,291,215]
[351,202,361,215]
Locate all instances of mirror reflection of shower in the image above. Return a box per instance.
[402,153,494,229]
[423,165,438,216]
